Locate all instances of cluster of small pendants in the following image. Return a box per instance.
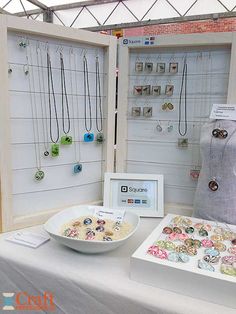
[147,216,236,277]
[84,132,105,143]
[63,217,122,241]
[34,132,105,180]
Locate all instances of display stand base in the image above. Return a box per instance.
[130,214,236,309]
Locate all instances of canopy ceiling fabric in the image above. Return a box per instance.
[0,0,236,29]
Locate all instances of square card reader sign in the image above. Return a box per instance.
[118,181,154,208]
[112,180,156,210]
[104,173,163,217]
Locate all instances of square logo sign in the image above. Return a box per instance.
[121,186,128,193]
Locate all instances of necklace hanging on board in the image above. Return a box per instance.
[178,56,188,138]
[60,51,72,145]
[189,53,203,180]
[26,41,45,181]
[95,55,104,144]
[69,49,82,174]
[83,54,94,142]
[36,43,50,157]
[209,122,236,192]
[47,47,60,157]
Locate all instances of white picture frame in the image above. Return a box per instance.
[103,172,164,217]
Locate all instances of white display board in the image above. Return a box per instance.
[0,15,116,232]
[117,33,236,212]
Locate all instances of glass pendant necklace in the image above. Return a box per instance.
[178,56,188,136]
[26,41,45,181]
[190,53,204,180]
[69,49,82,173]
[47,47,60,157]
[36,43,50,157]
[83,54,94,142]
[60,51,72,145]
[209,123,236,191]
[95,55,104,143]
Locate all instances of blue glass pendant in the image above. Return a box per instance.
[84,133,94,142]
[73,163,82,174]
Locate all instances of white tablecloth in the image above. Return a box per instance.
[0,218,234,314]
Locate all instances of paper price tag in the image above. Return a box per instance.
[93,208,125,223]
[210,104,236,120]
[5,231,50,248]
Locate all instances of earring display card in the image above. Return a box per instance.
[132,107,141,117]
[142,85,151,96]
[157,63,165,73]
[169,62,178,73]
[165,85,174,96]
[133,86,142,96]
[143,107,152,117]
[152,86,161,96]
[130,214,236,309]
[145,62,153,72]
[135,62,143,72]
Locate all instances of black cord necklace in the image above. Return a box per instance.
[83,55,94,142]
[47,49,60,157]
[178,57,188,136]
[60,51,72,145]
[95,56,104,143]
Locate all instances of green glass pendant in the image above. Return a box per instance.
[96,133,105,144]
[185,226,194,234]
[51,144,60,157]
[34,170,45,181]
[199,228,208,237]
[61,135,72,145]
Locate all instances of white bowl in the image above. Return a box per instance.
[44,205,140,253]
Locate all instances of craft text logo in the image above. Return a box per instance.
[2,291,55,311]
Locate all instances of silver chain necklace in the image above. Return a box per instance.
[26,41,45,181]
[36,43,50,157]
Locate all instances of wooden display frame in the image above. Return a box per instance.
[116,32,236,214]
[0,15,117,232]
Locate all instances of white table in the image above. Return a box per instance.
[0,218,235,314]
